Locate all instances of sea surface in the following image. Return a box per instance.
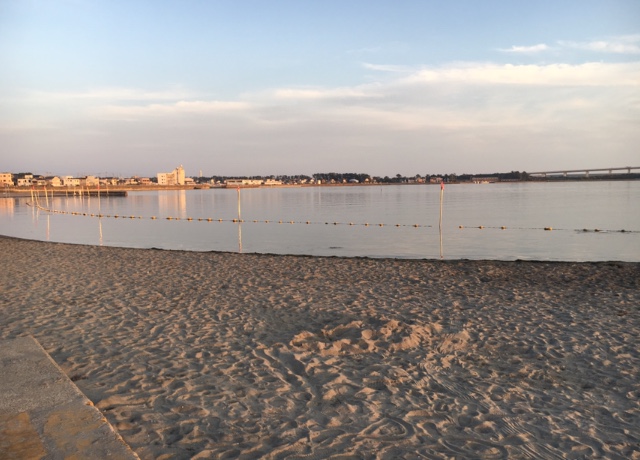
[1,181,639,261]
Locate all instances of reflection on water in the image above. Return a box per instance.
[1,182,639,261]
[237,189,243,253]
[158,190,188,219]
[0,197,15,215]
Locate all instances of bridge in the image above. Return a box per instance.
[528,166,640,178]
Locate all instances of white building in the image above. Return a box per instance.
[62,176,81,187]
[157,165,186,186]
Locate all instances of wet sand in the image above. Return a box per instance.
[1,235,638,459]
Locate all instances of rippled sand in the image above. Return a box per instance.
[1,235,638,459]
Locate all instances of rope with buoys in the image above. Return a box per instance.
[455,224,637,233]
[27,202,639,234]
[27,202,432,228]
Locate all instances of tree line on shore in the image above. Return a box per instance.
[199,171,531,184]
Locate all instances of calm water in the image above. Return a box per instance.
[1,182,638,261]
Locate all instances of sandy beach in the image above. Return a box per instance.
[1,235,638,459]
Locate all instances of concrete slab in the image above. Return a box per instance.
[0,336,139,459]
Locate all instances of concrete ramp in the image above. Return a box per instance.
[0,336,138,459]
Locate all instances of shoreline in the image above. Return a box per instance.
[3,175,640,196]
[4,234,639,264]
[1,235,638,458]
[3,233,640,265]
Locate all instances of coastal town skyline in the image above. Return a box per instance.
[3,165,639,189]
[2,1,638,176]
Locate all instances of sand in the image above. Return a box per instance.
[0,235,638,459]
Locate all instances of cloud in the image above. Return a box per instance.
[402,62,640,86]
[3,60,638,175]
[558,34,640,54]
[5,61,638,132]
[271,86,379,100]
[499,44,549,54]
[98,100,250,119]
[346,41,409,55]
[361,63,414,73]
[8,62,639,124]
[498,35,640,56]
[28,87,193,103]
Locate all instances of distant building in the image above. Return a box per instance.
[15,174,33,187]
[225,179,263,187]
[101,177,119,186]
[0,172,13,186]
[472,176,498,184]
[44,176,62,187]
[83,176,100,187]
[157,165,186,186]
[62,176,81,187]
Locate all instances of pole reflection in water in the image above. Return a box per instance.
[99,217,103,246]
[237,187,242,253]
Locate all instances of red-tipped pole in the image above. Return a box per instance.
[439,182,444,259]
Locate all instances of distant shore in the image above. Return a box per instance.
[3,176,640,199]
[1,235,638,458]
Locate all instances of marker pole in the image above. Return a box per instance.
[439,181,444,259]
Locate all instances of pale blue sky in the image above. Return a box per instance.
[1,0,639,177]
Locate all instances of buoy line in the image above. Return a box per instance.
[28,203,434,228]
[27,202,639,234]
[456,225,638,233]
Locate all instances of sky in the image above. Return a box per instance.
[1,0,639,178]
